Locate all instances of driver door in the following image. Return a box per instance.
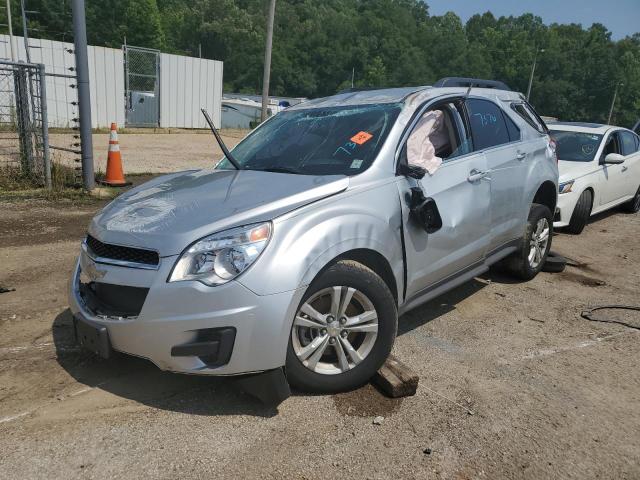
[598,131,626,206]
[396,99,491,301]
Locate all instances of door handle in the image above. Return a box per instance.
[467,169,488,183]
[516,151,526,160]
[622,166,628,172]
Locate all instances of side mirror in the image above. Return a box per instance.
[408,187,442,233]
[604,153,625,165]
[399,163,427,180]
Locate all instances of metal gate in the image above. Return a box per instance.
[0,60,51,188]
[124,45,160,127]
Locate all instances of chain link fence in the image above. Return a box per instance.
[124,46,160,127]
[0,60,51,189]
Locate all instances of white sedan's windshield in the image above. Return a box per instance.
[550,130,603,162]
[217,103,402,175]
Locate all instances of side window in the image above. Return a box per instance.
[620,131,638,156]
[403,101,471,172]
[504,112,521,142]
[465,98,510,150]
[511,102,546,134]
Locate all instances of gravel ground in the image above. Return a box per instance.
[50,130,248,174]
[0,197,639,479]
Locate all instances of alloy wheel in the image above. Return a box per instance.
[528,217,550,269]
[291,286,378,375]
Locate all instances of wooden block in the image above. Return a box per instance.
[372,354,419,398]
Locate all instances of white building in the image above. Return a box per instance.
[0,34,223,129]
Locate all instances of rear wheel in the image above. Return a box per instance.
[623,186,640,213]
[503,203,552,281]
[285,260,397,393]
[566,190,592,234]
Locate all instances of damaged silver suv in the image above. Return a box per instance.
[70,78,558,393]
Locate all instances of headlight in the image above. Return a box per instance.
[558,180,574,194]
[168,222,271,286]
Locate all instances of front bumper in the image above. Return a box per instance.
[553,190,581,228]
[68,249,304,375]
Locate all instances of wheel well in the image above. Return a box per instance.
[327,249,399,305]
[533,181,557,213]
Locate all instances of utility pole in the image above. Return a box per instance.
[5,0,16,61]
[261,0,276,122]
[526,48,544,101]
[198,43,202,58]
[19,0,30,63]
[607,82,622,125]
[351,67,354,88]
[72,0,94,190]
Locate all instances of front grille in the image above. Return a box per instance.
[86,235,159,267]
[79,281,148,318]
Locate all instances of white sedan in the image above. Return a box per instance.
[550,122,640,233]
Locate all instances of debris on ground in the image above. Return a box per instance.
[372,354,419,398]
[581,305,640,331]
[373,416,385,425]
[542,251,567,273]
[0,286,15,294]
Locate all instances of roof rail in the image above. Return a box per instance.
[434,77,511,91]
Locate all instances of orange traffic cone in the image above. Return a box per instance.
[99,123,131,186]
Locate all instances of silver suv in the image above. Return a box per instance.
[70,78,558,393]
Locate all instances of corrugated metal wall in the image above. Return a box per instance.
[159,53,223,129]
[0,35,223,129]
[0,34,125,128]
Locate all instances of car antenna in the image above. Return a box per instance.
[201,108,241,170]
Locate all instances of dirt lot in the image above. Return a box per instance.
[50,130,248,174]
[0,195,639,479]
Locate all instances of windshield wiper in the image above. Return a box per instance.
[201,108,241,170]
[258,166,301,175]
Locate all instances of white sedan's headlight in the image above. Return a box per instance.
[168,222,271,286]
[559,180,574,194]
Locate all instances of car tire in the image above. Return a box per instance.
[566,190,592,234]
[541,251,567,273]
[623,186,640,213]
[503,203,553,281]
[285,260,397,394]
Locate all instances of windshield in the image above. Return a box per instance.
[550,130,603,162]
[216,103,402,175]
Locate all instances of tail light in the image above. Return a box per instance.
[548,137,558,163]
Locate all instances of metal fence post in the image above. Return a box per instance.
[38,63,51,189]
[72,0,94,190]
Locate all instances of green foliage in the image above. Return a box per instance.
[3,0,639,125]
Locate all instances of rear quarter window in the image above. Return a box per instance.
[512,102,547,134]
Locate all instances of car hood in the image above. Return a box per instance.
[89,169,349,256]
[557,160,598,182]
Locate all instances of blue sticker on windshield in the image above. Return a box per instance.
[334,141,358,157]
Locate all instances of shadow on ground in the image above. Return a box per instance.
[52,309,278,418]
[52,278,489,417]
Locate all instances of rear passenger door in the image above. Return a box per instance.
[465,98,528,253]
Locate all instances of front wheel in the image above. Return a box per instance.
[285,260,397,393]
[503,203,553,281]
[623,186,640,213]
[566,189,592,234]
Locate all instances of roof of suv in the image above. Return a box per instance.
[289,84,524,110]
